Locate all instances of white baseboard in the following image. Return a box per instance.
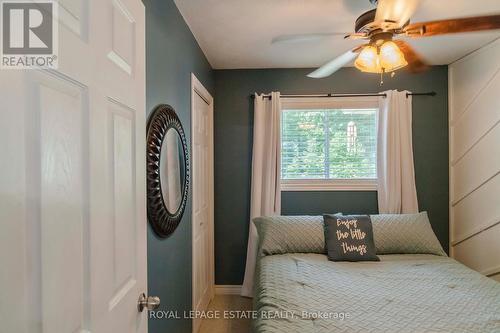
[215,285,242,295]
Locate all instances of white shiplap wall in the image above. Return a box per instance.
[449,38,500,281]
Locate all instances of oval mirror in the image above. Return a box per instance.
[147,104,189,238]
[159,128,186,214]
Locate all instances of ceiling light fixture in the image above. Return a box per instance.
[303,0,500,81]
[302,0,500,82]
[354,41,407,74]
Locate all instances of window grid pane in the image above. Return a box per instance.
[281,108,377,180]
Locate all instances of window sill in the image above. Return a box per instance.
[281,179,378,192]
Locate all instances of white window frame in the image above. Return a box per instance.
[280,96,379,192]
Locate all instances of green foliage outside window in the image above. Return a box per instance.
[281,109,377,179]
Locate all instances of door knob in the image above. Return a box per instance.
[138,293,161,312]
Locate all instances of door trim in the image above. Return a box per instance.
[191,73,215,333]
[215,285,242,295]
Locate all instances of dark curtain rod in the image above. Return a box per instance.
[251,92,436,99]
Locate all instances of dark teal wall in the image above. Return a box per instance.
[214,67,449,285]
[144,1,213,332]
[281,191,379,215]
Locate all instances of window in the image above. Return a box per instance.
[280,97,378,191]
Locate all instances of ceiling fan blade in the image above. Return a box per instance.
[271,33,347,44]
[394,40,428,73]
[307,47,362,78]
[375,0,420,28]
[344,32,369,40]
[404,15,500,37]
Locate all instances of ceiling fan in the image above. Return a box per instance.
[275,0,500,80]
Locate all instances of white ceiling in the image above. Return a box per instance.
[174,0,500,69]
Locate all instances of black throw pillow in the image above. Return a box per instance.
[323,214,380,262]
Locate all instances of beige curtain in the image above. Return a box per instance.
[377,90,419,213]
[241,92,281,297]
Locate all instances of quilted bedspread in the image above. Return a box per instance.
[253,253,500,333]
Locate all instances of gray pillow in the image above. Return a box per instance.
[324,214,380,262]
[371,212,446,256]
[254,212,446,257]
[253,215,326,256]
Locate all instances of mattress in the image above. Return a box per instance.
[253,253,500,333]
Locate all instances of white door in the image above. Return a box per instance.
[191,74,215,333]
[0,1,148,332]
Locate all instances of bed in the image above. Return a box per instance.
[252,215,500,333]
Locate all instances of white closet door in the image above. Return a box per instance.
[191,74,215,333]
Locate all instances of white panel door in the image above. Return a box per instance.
[191,74,215,333]
[0,1,147,332]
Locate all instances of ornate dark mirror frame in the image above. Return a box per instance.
[147,104,189,238]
